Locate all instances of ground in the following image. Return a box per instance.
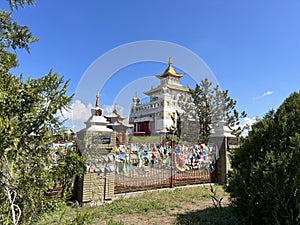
[101,198,229,225]
[93,185,232,225]
[37,184,237,225]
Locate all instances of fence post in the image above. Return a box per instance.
[170,154,175,188]
[170,141,175,188]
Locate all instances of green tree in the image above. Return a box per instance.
[177,90,198,143]
[178,78,246,143]
[0,9,38,73]
[227,91,300,224]
[0,2,84,224]
[7,0,35,10]
[189,78,214,143]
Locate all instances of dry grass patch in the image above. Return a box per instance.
[36,184,237,225]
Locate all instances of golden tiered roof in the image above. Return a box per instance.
[144,58,188,96]
[155,57,185,79]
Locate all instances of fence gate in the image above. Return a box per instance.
[114,167,171,193]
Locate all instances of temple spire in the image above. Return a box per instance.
[95,93,99,107]
[168,57,172,65]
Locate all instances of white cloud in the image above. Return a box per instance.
[262,91,273,97]
[240,116,258,136]
[102,105,114,114]
[60,100,93,121]
[253,91,274,100]
[103,104,124,115]
[243,117,257,127]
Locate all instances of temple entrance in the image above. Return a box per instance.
[134,121,151,136]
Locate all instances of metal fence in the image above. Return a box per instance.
[114,143,219,193]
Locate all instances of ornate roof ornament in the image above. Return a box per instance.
[156,57,184,79]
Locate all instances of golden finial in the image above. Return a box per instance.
[95,93,99,107]
[168,57,172,65]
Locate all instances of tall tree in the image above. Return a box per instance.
[0,2,84,224]
[178,78,246,143]
[7,0,35,10]
[189,78,214,143]
[177,91,198,143]
[212,86,247,135]
[0,9,38,73]
[227,91,300,224]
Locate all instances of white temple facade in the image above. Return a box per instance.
[129,58,189,136]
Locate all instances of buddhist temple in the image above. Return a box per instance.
[129,58,189,136]
[104,104,133,132]
[104,104,133,145]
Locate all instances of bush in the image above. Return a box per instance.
[227,92,300,225]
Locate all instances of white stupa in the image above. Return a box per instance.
[210,120,235,138]
[80,94,113,133]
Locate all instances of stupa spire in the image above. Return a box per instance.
[95,93,99,107]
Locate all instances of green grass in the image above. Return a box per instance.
[94,196,167,217]
[106,220,126,225]
[130,136,161,144]
[35,185,238,225]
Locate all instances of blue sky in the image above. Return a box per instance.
[4,0,300,130]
